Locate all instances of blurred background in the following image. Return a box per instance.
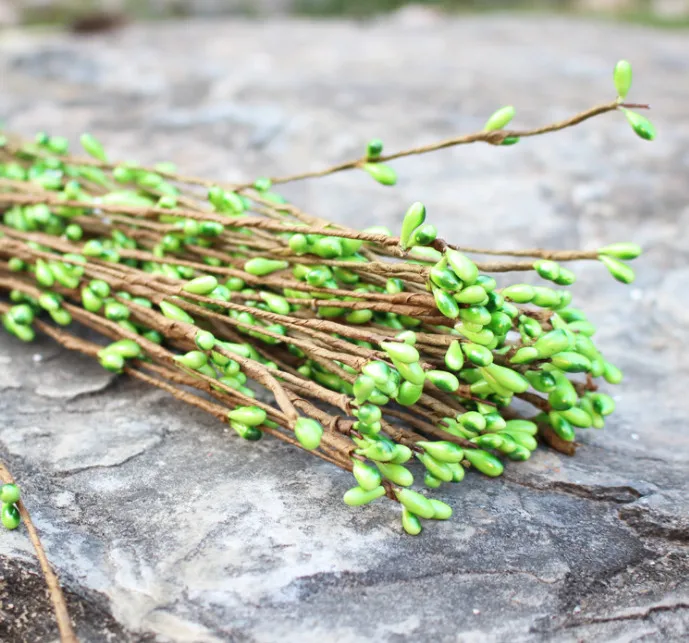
[1,0,689,28]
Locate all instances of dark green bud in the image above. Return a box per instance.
[426,370,460,393]
[623,109,656,141]
[366,138,384,159]
[548,412,575,441]
[1,504,21,530]
[462,342,493,367]
[409,223,437,246]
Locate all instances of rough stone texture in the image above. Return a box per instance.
[1,14,689,643]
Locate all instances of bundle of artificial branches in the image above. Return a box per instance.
[0,61,653,536]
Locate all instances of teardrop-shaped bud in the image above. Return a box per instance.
[390,444,413,465]
[503,431,538,451]
[195,330,216,351]
[424,472,443,488]
[446,249,478,285]
[614,60,633,100]
[160,300,195,324]
[80,132,108,161]
[484,105,515,131]
[352,459,382,491]
[599,255,635,284]
[392,359,426,386]
[395,381,424,406]
[592,393,616,416]
[454,285,488,304]
[353,374,376,404]
[510,346,540,364]
[597,242,642,260]
[366,138,384,160]
[183,275,218,295]
[362,162,398,186]
[429,499,453,520]
[416,453,454,482]
[533,329,573,358]
[244,258,289,276]
[0,484,21,505]
[381,341,419,364]
[395,488,435,519]
[462,342,493,367]
[104,339,141,359]
[174,350,208,370]
[294,417,323,451]
[444,340,465,371]
[534,260,561,282]
[358,440,396,462]
[401,507,423,535]
[503,419,538,436]
[1,504,21,530]
[550,351,592,373]
[409,223,437,247]
[362,361,392,386]
[227,406,267,427]
[432,286,460,319]
[603,361,623,384]
[548,411,575,441]
[482,364,530,393]
[458,411,486,432]
[623,109,656,141]
[502,284,535,303]
[463,449,504,477]
[376,462,414,487]
[447,462,465,482]
[343,485,386,506]
[560,406,592,428]
[417,441,464,463]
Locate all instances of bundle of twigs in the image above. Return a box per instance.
[0,60,653,540]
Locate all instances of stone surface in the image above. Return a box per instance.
[1,14,689,643]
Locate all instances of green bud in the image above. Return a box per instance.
[503,431,538,451]
[592,393,616,416]
[482,364,530,393]
[447,462,465,482]
[560,406,592,428]
[396,381,424,406]
[99,351,125,373]
[362,361,391,386]
[454,285,488,304]
[426,370,460,393]
[34,259,54,287]
[104,339,141,359]
[463,449,504,477]
[550,351,592,373]
[504,419,538,436]
[8,257,25,272]
[294,417,323,451]
[432,286,460,319]
[597,242,642,260]
[417,441,464,463]
[446,250,478,285]
[183,275,218,295]
[599,255,635,284]
[195,330,216,351]
[48,308,71,326]
[352,459,382,491]
[355,403,382,426]
[89,279,110,298]
[534,260,561,282]
[548,412,575,441]
[623,109,655,141]
[244,258,289,276]
[458,411,486,432]
[395,488,435,519]
[409,223,437,247]
[8,304,34,326]
[288,233,309,254]
[444,340,465,371]
[103,301,129,322]
[0,484,21,505]
[174,351,208,370]
[501,136,520,146]
[390,444,413,464]
[228,406,267,427]
[484,105,515,131]
[533,329,572,358]
[230,421,262,441]
[159,300,195,324]
[366,138,384,159]
[381,341,418,364]
[376,462,414,487]
[80,132,108,161]
[401,507,423,535]
[462,342,493,367]
[399,201,426,249]
[416,453,453,482]
[343,485,386,506]
[260,292,291,315]
[424,472,443,488]
[392,359,426,386]
[1,504,21,530]
[362,162,397,186]
[428,499,453,520]
[614,60,633,100]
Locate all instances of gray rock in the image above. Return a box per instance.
[1,15,689,643]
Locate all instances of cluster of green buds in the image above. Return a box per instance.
[0,59,653,535]
[0,483,21,530]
